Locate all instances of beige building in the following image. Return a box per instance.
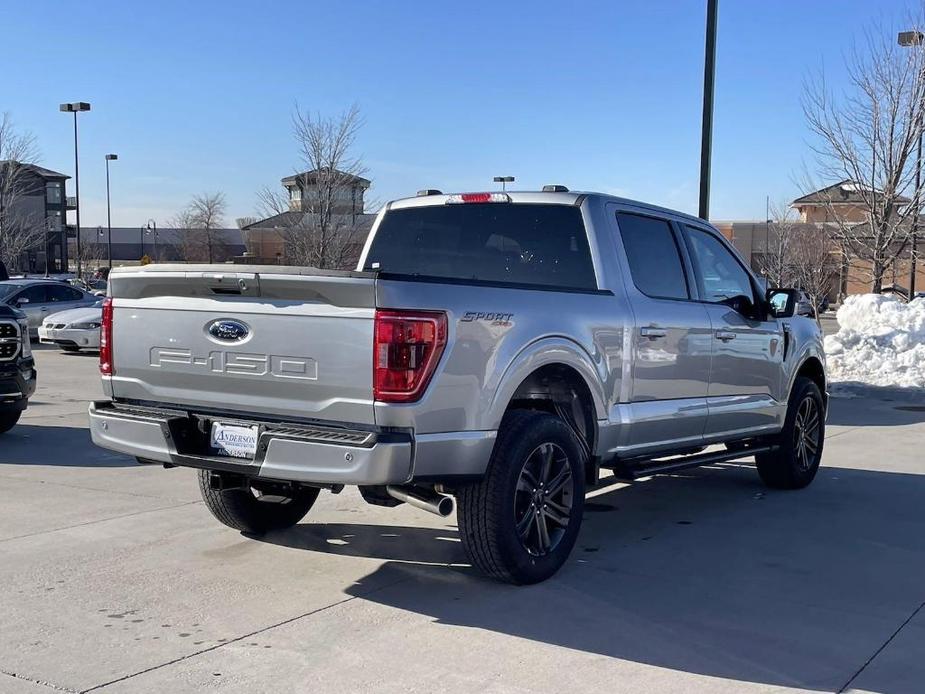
[241,169,375,266]
[716,180,924,300]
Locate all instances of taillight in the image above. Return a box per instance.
[100,297,114,376]
[374,309,447,403]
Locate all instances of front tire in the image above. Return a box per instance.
[457,410,586,584]
[61,345,80,353]
[198,471,319,534]
[756,377,825,489]
[0,410,21,434]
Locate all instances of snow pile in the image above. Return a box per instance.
[824,294,925,388]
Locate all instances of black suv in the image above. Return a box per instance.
[0,303,36,434]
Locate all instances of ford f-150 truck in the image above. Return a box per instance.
[89,188,826,584]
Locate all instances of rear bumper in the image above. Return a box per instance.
[88,401,495,485]
[0,359,36,412]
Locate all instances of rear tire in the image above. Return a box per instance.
[457,410,586,585]
[198,470,319,534]
[756,377,825,489]
[0,410,21,434]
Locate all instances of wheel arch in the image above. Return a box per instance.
[484,339,608,484]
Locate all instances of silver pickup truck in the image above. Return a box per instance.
[89,188,826,584]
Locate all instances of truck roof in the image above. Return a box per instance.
[387,190,712,227]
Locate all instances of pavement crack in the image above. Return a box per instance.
[81,573,413,692]
[0,501,202,544]
[0,668,79,693]
[837,598,925,693]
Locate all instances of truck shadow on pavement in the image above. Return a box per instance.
[260,461,925,693]
[0,424,137,467]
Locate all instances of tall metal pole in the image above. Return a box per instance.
[911,132,921,296]
[698,0,719,221]
[105,158,113,271]
[147,219,157,263]
[72,112,82,279]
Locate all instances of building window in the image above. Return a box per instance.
[46,210,63,231]
[290,187,301,201]
[46,182,63,204]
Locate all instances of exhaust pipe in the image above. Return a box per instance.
[386,485,454,517]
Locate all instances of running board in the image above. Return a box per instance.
[612,444,775,481]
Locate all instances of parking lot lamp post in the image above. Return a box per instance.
[493,176,515,192]
[146,219,157,262]
[899,30,925,296]
[698,0,718,221]
[104,155,117,271]
[59,102,91,279]
[140,226,145,260]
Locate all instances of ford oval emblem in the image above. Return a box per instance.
[208,319,249,342]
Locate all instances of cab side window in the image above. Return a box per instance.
[616,213,689,300]
[13,285,48,305]
[684,226,755,304]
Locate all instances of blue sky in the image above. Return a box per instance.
[0,0,913,227]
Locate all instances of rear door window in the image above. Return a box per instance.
[616,213,689,300]
[364,203,597,290]
[47,284,85,302]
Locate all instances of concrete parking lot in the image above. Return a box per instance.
[1,346,924,694]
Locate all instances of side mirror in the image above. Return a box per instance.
[766,288,798,318]
[15,297,30,306]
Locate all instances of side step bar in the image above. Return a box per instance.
[612,444,775,481]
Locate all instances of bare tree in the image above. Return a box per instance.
[0,113,44,272]
[802,18,925,292]
[257,104,368,269]
[755,201,799,287]
[791,226,839,321]
[77,236,107,276]
[172,192,230,263]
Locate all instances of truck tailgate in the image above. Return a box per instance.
[107,267,377,425]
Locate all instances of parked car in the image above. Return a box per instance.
[38,302,103,352]
[0,279,98,334]
[0,302,36,434]
[88,188,827,584]
[70,277,108,295]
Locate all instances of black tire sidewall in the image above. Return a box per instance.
[491,413,586,583]
[759,377,825,489]
[0,410,21,434]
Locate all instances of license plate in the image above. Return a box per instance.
[210,422,259,459]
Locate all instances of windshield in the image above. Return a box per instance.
[0,283,23,300]
[364,203,596,290]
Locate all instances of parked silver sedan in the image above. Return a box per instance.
[0,279,99,334]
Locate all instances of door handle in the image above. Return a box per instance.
[715,330,736,341]
[640,327,667,339]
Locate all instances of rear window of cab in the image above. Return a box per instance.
[364,203,597,290]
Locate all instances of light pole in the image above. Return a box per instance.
[146,219,158,262]
[899,30,924,297]
[96,225,108,275]
[104,154,117,271]
[698,0,718,220]
[59,102,91,279]
[493,175,515,191]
